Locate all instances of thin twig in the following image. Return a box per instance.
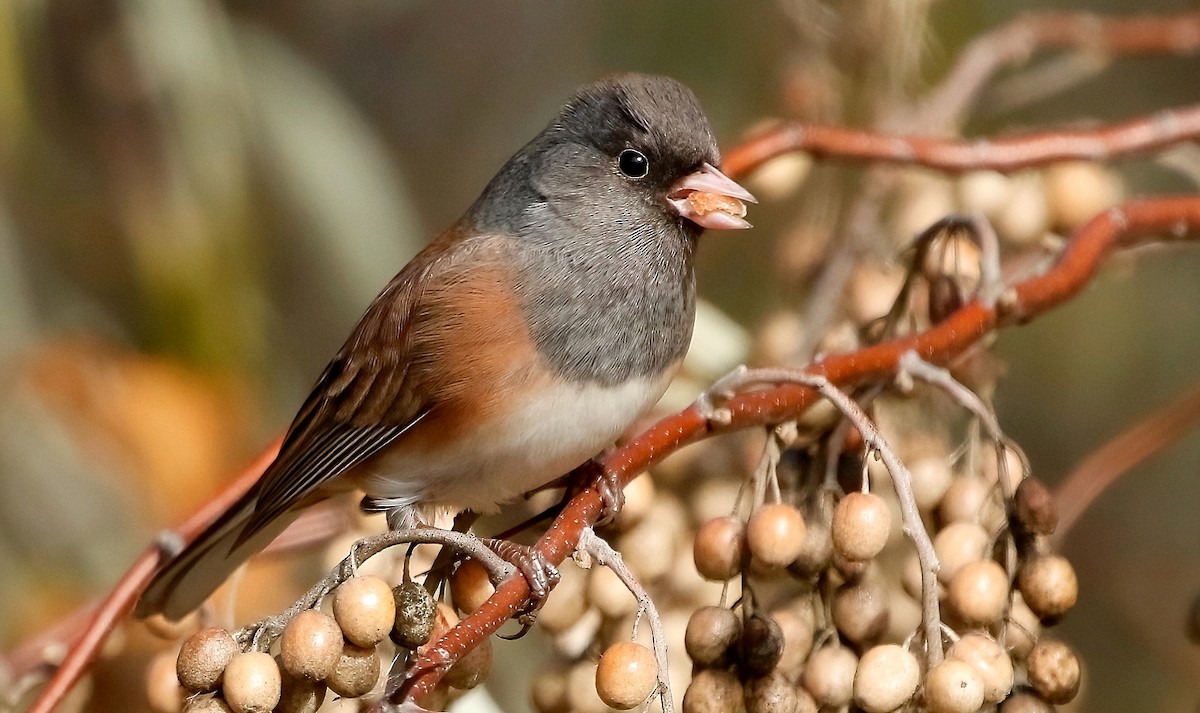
[578,529,674,713]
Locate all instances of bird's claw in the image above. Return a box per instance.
[481,538,560,612]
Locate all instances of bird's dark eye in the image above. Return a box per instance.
[617,149,649,178]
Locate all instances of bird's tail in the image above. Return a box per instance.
[135,491,299,622]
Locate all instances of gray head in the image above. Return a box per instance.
[468,74,750,238]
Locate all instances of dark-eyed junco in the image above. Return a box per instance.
[137,73,754,621]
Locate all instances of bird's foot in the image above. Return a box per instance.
[480,538,559,626]
[572,458,625,527]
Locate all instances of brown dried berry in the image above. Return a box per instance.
[1014,477,1058,535]
[738,612,784,677]
[176,627,237,693]
[1018,554,1078,622]
[998,687,1055,713]
[325,643,380,699]
[770,601,815,681]
[595,641,657,710]
[744,671,798,713]
[392,581,436,649]
[685,606,741,668]
[694,516,747,581]
[683,668,744,713]
[787,518,832,579]
[1026,639,1081,704]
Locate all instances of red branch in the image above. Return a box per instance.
[400,196,1200,703]
[722,103,1200,177]
[17,440,281,713]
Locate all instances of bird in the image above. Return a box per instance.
[136,73,755,622]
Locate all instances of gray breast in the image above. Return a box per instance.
[510,217,697,387]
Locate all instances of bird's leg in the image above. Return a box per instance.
[537,458,625,527]
[420,511,481,597]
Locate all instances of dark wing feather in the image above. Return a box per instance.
[238,260,436,543]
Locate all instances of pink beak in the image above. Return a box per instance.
[667,163,757,230]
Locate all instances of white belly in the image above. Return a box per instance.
[357,372,672,524]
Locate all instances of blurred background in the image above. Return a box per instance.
[1,0,1199,711]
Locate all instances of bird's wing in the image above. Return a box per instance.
[239,237,460,541]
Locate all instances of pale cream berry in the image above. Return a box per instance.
[1018,554,1078,621]
[938,475,993,525]
[145,610,202,642]
[948,559,1010,626]
[1044,160,1122,229]
[831,492,891,561]
[934,522,991,585]
[682,668,744,713]
[1026,639,1081,704]
[770,601,815,681]
[530,663,570,713]
[449,559,495,615]
[787,517,832,578]
[801,645,857,708]
[595,641,657,710]
[535,561,587,634]
[182,697,233,712]
[325,643,380,699]
[334,576,397,647]
[948,632,1014,703]
[567,661,612,713]
[176,627,237,693]
[832,577,888,646]
[746,503,807,568]
[276,671,327,713]
[392,581,436,649]
[685,606,741,668]
[925,660,985,713]
[999,689,1055,713]
[853,644,919,713]
[694,515,747,580]
[223,651,281,713]
[147,649,185,713]
[1006,592,1042,658]
[445,637,493,690]
[908,456,953,511]
[588,564,639,619]
[743,670,799,713]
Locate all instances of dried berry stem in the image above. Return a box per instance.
[701,368,946,667]
[578,528,674,713]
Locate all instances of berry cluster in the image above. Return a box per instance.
[145,572,492,712]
